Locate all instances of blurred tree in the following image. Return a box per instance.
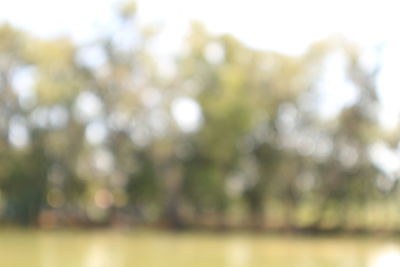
[0,3,397,232]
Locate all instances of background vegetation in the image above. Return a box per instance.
[0,2,399,233]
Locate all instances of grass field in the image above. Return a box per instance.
[0,229,399,267]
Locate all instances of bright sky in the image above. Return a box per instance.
[1,0,400,129]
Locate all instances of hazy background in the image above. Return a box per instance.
[1,1,400,266]
[2,0,400,127]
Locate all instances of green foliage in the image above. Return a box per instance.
[0,6,395,231]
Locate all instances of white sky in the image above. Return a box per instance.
[1,0,400,129]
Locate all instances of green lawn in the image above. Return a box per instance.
[0,230,398,267]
